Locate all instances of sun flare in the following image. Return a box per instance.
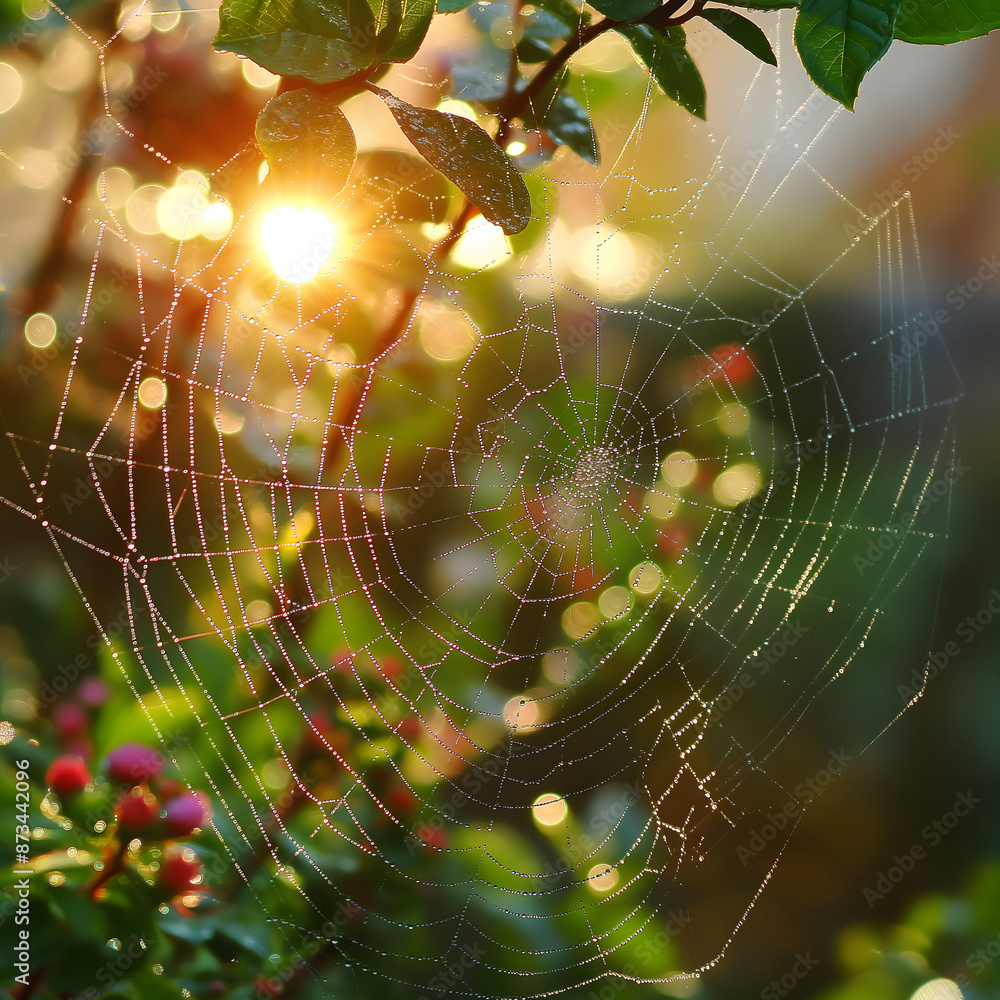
[261,206,338,284]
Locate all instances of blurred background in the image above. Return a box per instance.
[0,2,997,999]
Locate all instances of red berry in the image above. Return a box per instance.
[377,656,404,681]
[395,716,422,741]
[160,847,202,895]
[45,754,91,797]
[388,785,419,815]
[78,677,111,707]
[117,788,160,831]
[53,702,88,740]
[330,647,354,671]
[106,743,163,785]
[416,825,448,851]
[157,777,184,800]
[709,343,756,385]
[64,738,93,761]
[303,711,332,751]
[657,525,689,555]
[164,793,205,836]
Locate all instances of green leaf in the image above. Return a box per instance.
[894,0,1000,43]
[699,7,777,65]
[214,0,385,84]
[535,0,585,28]
[129,967,185,1000]
[256,88,357,202]
[436,0,473,11]
[545,90,598,164]
[726,1,798,8]
[617,23,707,119]
[589,0,657,21]
[793,0,900,110]
[450,47,509,100]
[372,0,404,64]
[160,911,217,944]
[516,7,571,62]
[374,88,532,234]
[522,80,598,165]
[381,0,434,62]
[216,919,271,956]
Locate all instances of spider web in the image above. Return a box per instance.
[0,4,963,997]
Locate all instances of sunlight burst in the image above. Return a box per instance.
[262,206,338,284]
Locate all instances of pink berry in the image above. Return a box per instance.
[160,848,202,895]
[45,754,91,797]
[106,743,162,785]
[53,702,87,740]
[164,793,205,836]
[117,788,160,831]
[78,677,111,707]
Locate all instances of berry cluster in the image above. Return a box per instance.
[45,732,209,898]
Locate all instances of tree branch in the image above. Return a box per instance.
[496,0,698,129]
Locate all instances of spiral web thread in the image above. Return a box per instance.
[0,4,962,997]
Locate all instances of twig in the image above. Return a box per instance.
[87,837,128,898]
[496,0,702,129]
[318,198,479,478]
[11,81,106,320]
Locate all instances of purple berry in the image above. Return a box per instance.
[164,793,205,836]
[106,742,163,785]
